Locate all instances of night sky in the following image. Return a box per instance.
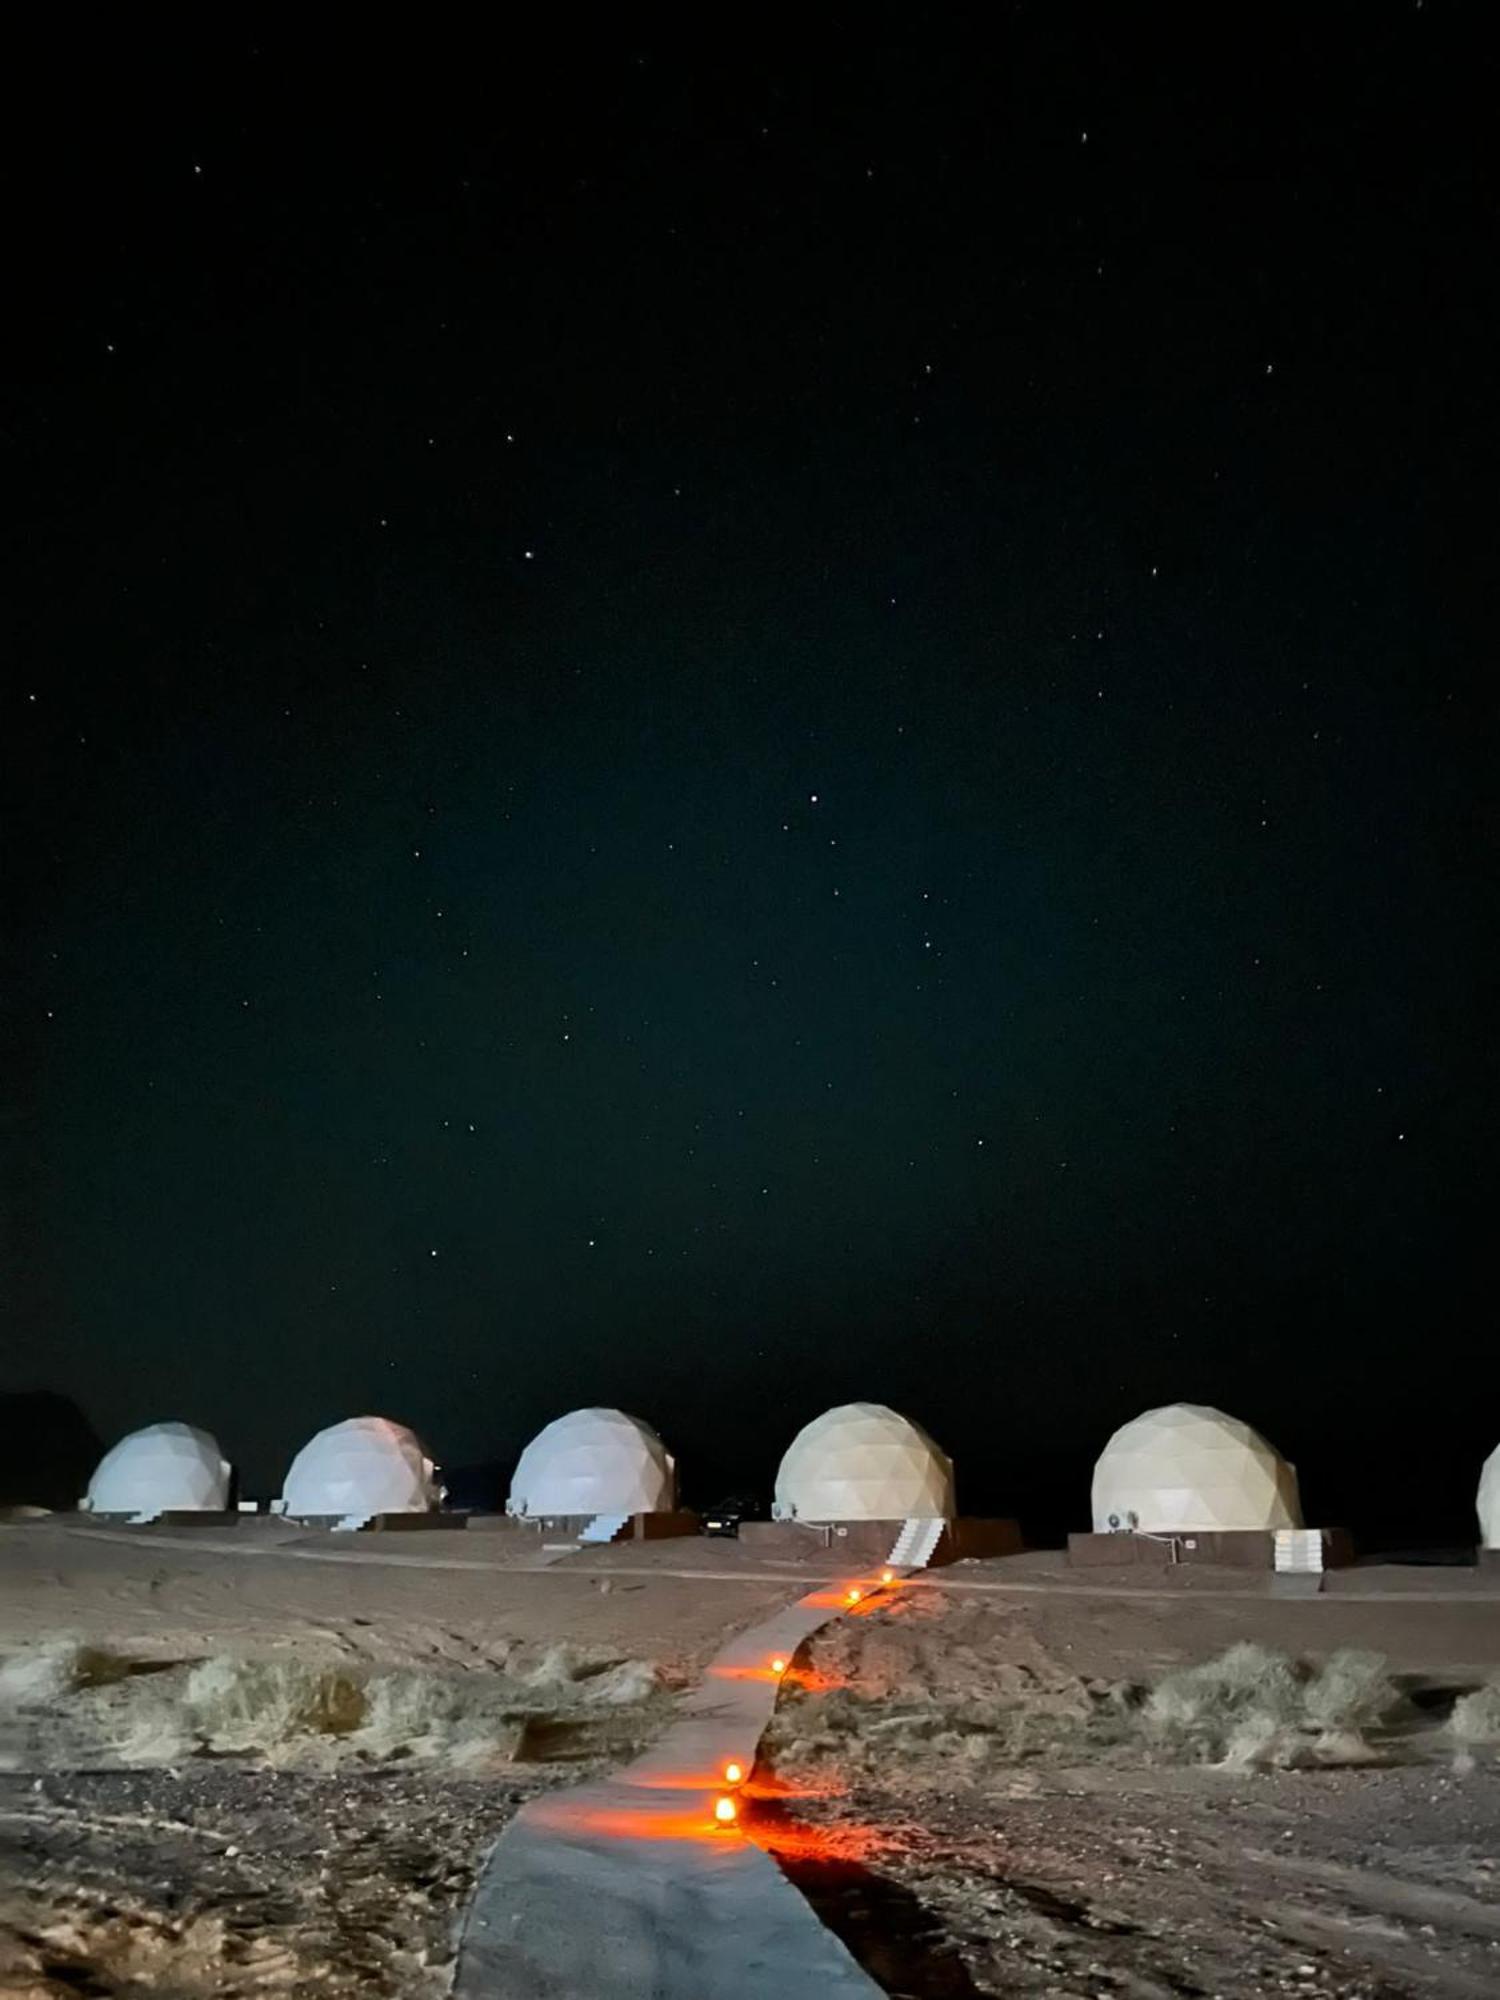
[3,12,1491,1542]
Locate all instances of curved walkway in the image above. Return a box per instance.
[454,1579,887,1999]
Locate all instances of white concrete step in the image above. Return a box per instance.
[887,1517,944,1568]
[580,1512,630,1545]
[1274,1528,1324,1574]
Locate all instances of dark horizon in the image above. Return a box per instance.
[3,12,1490,1550]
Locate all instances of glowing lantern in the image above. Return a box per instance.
[724,1761,744,1785]
[770,1656,787,1675]
[714,1795,738,1825]
[846,1587,862,1603]
[881,1568,894,1584]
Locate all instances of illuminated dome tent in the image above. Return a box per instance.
[84,1422,231,1522]
[1477,1443,1500,1549]
[280,1417,438,1521]
[507,1408,674,1519]
[772,1402,955,1523]
[1091,1403,1302,1534]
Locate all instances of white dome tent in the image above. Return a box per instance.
[1477,1444,1500,1549]
[1091,1403,1302,1535]
[772,1402,954,1523]
[507,1408,674,1520]
[84,1422,231,1522]
[280,1417,438,1526]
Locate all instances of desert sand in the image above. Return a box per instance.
[3,1520,1499,1997]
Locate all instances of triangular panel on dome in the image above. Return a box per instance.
[1090,1402,1302,1534]
[507,1408,674,1519]
[772,1402,954,1523]
[85,1422,232,1523]
[280,1417,438,1520]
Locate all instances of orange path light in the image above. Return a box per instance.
[845,1587,861,1603]
[714,1795,738,1825]
[724,1761,744,1785]
[880,1568,894,1584]
[770,1656,786,1675]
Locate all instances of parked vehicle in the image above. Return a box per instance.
[701,1494,761,1538]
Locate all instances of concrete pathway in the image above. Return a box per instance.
[454,1580,887,1998]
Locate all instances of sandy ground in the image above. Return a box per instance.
[757,1578,1500,2000]
[0,1519,803,1997]
[4,1523,1500,1998]
[0,1518,802,1676]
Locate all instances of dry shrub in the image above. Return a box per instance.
[2,1624,669,1777]
[0,1641,135,1706]
[91,1645,666,1771]
[772,1639,1409,1786]
[1449,1682,1500,1750]
[112,1704,198,1766]
[355,1671,524,1770]
[518,1644,588,1692]
[578,1659,660,1705]
[1145,1642,1302,1761]
[1219,1711,1303,1771]
[1303,1650,1400,1735]
[767,1669,1131,1783]
[1146,1643,1403,1768]
[514,1643,661,1700]
[183,1657,365,1755]
[0,1642,88,1708]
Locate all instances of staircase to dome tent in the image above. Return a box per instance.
[886,1517,945,1568]
[580,1512,630,1545]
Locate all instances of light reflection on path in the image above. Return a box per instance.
[453,1574,900,1998]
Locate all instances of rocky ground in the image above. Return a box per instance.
[0,1766,533,1997]
[757,1589,1500,1999]
[0,1518,759,1997]
[5,1525,1500,1998]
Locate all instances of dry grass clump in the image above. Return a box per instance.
[184,1658,366,1756]
[769,1641,1408,1784]
[767,1671,1135,1782]
[1146,1644,1401,1768]
[354,1671,527,1772]
[2,1635,669,1773]
[0,1640,137,1706]
[1448,1681,1500,1771]
[1450,1683,1500,1743]
[102,1656,370,1768]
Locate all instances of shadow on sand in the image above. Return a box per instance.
[753,1798,989,2000]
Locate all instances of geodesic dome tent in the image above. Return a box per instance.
[507,1408,674,1518]
[280,1417,438,1519]
[85,1421,231,1521]
[1477,1444,1500,1548]
[1091,1402,1302,1534]
[772,1402,955,1522]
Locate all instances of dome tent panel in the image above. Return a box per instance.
[1478,1443,1500,1548]
[1091,1402,1301,1534]
[281,1417,437,1518]
[85,1422,231,1521]
[772,1402,954,1522]
[507,1408,673,1518]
